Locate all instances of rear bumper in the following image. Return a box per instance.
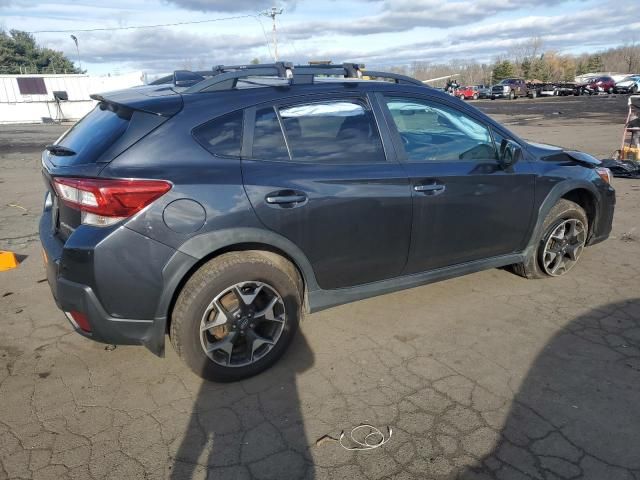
[39,209,177,355]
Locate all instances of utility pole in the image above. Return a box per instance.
[261,7,283,61]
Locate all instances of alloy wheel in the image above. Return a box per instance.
[199,281,286,367]
[541,218,587,276]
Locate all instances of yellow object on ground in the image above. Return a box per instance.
[0,251,19,271]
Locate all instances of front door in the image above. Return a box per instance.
[241,95,412,289]
[378,93,536,274]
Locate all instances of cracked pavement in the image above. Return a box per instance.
[1,95,639,479]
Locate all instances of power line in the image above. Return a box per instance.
[252,16,275,61]
[27,14,255,34]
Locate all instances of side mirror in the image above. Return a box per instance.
[499,139,522,167]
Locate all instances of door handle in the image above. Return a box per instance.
[414,184,446,195]
[265,193,308,205]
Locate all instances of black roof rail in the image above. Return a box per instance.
[184,62,294,93]
[152,61,426,92]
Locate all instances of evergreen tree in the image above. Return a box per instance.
[493,60,516,82]
[0,29,81,74]
[586,54,604,73]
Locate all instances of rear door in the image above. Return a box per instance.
[376,93,535,274]
[241,93,412,290]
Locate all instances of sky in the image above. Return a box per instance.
[1,0,639,76]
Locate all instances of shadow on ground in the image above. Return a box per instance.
[461,299,640,480]
[169,333,315,480]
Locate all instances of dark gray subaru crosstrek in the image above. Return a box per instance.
[39,62,615,382]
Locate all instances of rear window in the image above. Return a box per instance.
[193,110,243,158]
[56,102,132,165]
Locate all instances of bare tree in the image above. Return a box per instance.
[620,41,640,73]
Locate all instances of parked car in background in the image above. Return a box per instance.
[455,85,480,100]
[557,82,581,96]
[477,84,492,99]
[527,82,543,98]
[584,76,616,94]
[540,83,558,96]
[491,78,531,99]
[614,75,640,94]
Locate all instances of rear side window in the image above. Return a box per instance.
[277,100,386,163]
[56,102,132,165]
[193,110,243,158]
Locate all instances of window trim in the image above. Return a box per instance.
[377,92,504,165]
[245,94,393,165]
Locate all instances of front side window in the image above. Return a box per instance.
[277,100,386,163]
[384,96,496,162]
[193,110,243,158]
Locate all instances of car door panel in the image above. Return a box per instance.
[404,160,536,273]
[376,93,536,274]
[241,97,412,290]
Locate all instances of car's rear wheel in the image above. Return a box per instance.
[512,199,588,279]
[170,251,302,382]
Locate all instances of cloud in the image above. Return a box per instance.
[46,27,269,70]
[293,3,640,67]
[281,0,580,40]
[163,0,297,13]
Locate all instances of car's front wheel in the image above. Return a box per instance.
[170,251,302,382]
[512,199,588,279]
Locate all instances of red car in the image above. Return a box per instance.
[455,85,480,100]
[584,76,616,94]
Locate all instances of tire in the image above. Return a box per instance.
[608,88,614,94]
[170,251,303,382]
[459,94,466,100]
[491,96,496,100]
[511,199,588,279]
[509,91,515,100]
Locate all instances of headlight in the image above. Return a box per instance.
[595,167,612,184]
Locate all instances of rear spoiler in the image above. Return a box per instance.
[90,85,183,117]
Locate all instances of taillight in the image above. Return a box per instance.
[53,177,172,227]
[66,311,91,332]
